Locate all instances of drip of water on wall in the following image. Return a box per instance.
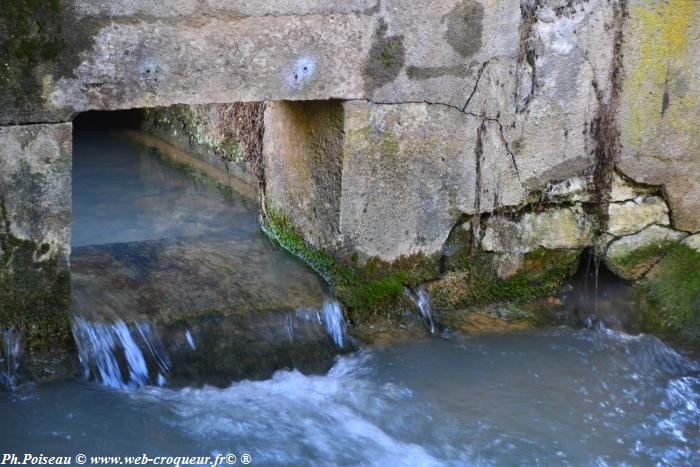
[184,328,196,350]
[284,312,295,343]
[0,328,22,389]
[294,297,348,349]
[407,286,437,334]
[321,298,347,349]
[72,317,170,390]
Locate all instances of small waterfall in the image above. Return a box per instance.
[284,312,295,343]
[184,328,196,350]
[72,317,170,389]
[295,297,348,349]
[407,286,437,334]
[321,298,347,349]
[0,328,22,389]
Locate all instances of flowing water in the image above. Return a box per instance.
[1,128,699,465]
[1,328,698,465]
[0,328,22,389]
[66,129,344,388]
[407,286,437,334]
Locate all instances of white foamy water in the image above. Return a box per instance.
[72,317,170,389]
[137,352,442,466]
[184,329,196,350]
[3,327,696,466]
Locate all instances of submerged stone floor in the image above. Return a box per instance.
[70,235,326,323]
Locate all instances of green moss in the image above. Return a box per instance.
[0,198,71,351]
[145,105,244,165]
[470,251,576,304]
[434,248,580,309]
[220,137,241,163]
[0,0,65,107]
[335,273,408,314]
[1,0,100,115]
[262,206,438,320]
[263,204,582,322]
[640,243,700,347]
[613,239,676,271]
[262,206,339,282]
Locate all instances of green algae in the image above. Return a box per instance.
[467,249,579,304]
[609,238,678,279]
[0,197,71,351]
[262,206,438,320]
[145,105,243,163]
[640,243,700,348]
[431,248,581,310]
[263,204,582,323]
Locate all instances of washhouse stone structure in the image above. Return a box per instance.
[1,0,699,346]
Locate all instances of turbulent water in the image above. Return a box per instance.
[1,328,698,465]
[71,317,171,389]
[70,299,348,390]
[2,127,698,465]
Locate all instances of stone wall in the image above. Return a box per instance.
[1,0,699,346]
[263,101,344,250]
[261,0,699,260]
[618,0,700,233]
[0,123,72,349]
[142,103,260,190]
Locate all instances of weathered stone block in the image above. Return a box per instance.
[481,206,596,254]
[369,0,520,110]
[604,225,687,280]
[0,123,72,350]
[607,196,670,237]
[263,101,345,249]
[542,173,595,204]
[491,252,525,280]
[1,1,375,123]
[618,0,700,232]
[609,172,651,202]
[681,233,700,253]
[339,100,526,261]
[512,0,616,190]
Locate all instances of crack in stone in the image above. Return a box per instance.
[591,0,628,239]
[371,96,523,187]
[471,118,486,256]
[515,0,541,113]
[461,55,499,113]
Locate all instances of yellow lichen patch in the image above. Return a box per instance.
[40,74,54,102]
[625,0,698,150]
